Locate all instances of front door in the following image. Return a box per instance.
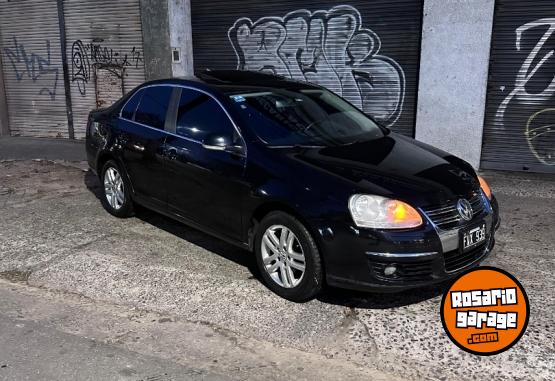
[163,88,247,240]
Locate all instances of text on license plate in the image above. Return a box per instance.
[463,223,486,250]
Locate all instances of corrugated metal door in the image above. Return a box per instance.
[190,0,423,137]
[0,0,69,138]
[481,0,555,173]
[63,0,146,138]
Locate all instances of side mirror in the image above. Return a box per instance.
[202,134,229,151]
[202,134,245,155]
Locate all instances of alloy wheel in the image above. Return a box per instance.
[261,225,306,288]
[104,167,125,210]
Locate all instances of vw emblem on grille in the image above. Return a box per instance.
[457,199,473,221]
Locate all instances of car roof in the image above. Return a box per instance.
[140,70,322,96]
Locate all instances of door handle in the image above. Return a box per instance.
[162,145,179,160]
[132,143,145,152]
[167,148,177,160]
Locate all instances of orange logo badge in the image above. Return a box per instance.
[440,267,529,355]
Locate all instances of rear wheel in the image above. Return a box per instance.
[254,212,323,301]
[100,160,134,218]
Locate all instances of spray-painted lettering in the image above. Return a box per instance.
[71,40,143,96]
[228,5,405,127]
[2,36,59,100]
[495,18,555,165]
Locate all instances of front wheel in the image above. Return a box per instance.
[254,212,323,302]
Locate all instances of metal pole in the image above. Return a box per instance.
[56,0,75,139]
[0,26,10,136]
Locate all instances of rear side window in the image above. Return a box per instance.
[121,89,143,120]
[176,89,235,141]
[135,86,173,130]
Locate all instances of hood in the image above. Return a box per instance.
[279,133,480,206]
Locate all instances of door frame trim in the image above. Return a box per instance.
[119,83,247,157]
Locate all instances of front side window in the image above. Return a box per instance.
[176,89,236,141]
[227,88,385,146]
[135,86,173,130]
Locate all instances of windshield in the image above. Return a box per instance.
[228,88,384,146]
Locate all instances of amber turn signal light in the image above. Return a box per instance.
[386,199,423,227]
[478,176,492,200]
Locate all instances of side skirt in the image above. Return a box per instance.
[132,194,251,252]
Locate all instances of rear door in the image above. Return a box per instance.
[163,87,247,240]
[118,85,175,208]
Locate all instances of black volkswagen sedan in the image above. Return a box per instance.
[86,70,500,301]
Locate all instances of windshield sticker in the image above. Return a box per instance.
[232,95,246,103]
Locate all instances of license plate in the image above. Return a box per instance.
[461,222,486,251]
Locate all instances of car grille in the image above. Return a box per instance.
[421,193,486,230]
[444,241,488,272]
[371,260,435,283]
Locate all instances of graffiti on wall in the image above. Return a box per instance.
[71,40,143,96]
[494,18,555,165]
[2,36,59,100]
[228,5,405,127]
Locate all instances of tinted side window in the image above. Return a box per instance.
[176,90,235,141]
[121,89,143,120]
[135,86,173,129]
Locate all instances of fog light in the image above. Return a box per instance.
[384,265,397,276]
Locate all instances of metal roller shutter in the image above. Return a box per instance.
[63,0,146,139]
[481,0,555,173]
[0,0,69,138]
[190,0,423,137]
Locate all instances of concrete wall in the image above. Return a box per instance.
[415,0,495,169]
[139,0,194,78]
[168,0,194,77]
[139,0,173,80]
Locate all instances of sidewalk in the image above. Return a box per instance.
[0,136,86,162]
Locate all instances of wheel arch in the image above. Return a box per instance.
[96,152,114,178]
[96,151,135,196]
[248,201,321,253]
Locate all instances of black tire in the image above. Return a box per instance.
[254,211,323,302]
[100,160,134,218]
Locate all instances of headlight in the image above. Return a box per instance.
[478,176,492,200]
[348,194,423,229]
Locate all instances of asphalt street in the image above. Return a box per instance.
[0,156,553,380]
[0,279,395,381]
[0,304,225,381]
[0,137,86,162]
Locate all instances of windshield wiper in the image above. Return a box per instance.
[341,139,363,146]
[269,144,325,149]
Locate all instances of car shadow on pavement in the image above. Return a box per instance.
[318,283,447,309]
[85,171,445,309]
[84,171,260,277]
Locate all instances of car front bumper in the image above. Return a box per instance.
[316,195,500,292]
